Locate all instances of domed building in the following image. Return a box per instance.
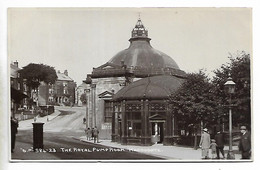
[84,18,186,144]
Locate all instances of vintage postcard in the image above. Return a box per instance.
[6,7,253,164]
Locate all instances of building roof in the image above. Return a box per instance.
[91,18,186,79]
[108,40,180,70]
[113,75,185,101]
[76,82,88,89]
[57,72,74,82]
[108,19,180,70]
[10,63,20,78]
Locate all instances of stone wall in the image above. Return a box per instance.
[86,77,126,139]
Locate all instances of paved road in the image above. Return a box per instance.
[12,130,162,160]
[12,106,163,160]
[43,107,86,132]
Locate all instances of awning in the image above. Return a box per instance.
[11,87,29,103]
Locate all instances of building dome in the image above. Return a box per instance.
[108,19,180,70]
[90,18,186,79]
[113,75,185,100]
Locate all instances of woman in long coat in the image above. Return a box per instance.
[199,128,211,159]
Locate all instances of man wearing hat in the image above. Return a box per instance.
[215,128,225,159]
[199,128,211,159]
[238,126,251,159]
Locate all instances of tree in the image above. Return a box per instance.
[18,63,58,107]
[80,93,87,105]
[18,63,58,90]
[170,70,218,127]
[169,70,219,148]
[212,51,251,128]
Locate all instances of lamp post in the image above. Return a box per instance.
[224,76,236,159]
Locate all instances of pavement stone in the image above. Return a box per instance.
[18,106,62,130]
[79,136,242,161]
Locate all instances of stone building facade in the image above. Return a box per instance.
[75,82,88,106]
[10,61,29,116]
[84,18,186,142]
[38,70,77,106]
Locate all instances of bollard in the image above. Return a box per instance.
[32,122,44,151]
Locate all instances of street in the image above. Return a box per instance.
[12,106,162,160]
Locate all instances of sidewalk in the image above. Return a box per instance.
[18,106,62,130]
[79,136,242,160]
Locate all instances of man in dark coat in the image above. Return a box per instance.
[215,130,225,159]
[11,117,18,153]
[239,126,251,159]
[93,126,99,143]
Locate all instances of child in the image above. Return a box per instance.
[210,139,217,159]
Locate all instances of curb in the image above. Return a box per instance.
[74,137,170,160]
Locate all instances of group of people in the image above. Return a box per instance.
[85,126,99,143]
[199,126,251,159]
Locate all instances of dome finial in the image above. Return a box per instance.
[131,16,148,38]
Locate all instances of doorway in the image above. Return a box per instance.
[151,122,164,143]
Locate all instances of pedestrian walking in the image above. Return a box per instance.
[85,127,91,141]
[21,112,24,120]
[210,139,217,159]
[91,128,94,140]
[199,128,211,159]
[238,126,251,159]
[11,117,18,153]
[93,126,99,143]
[84,128,88,139]
[215,129,225,159]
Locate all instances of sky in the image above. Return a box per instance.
[8,7,252,86]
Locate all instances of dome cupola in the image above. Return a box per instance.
[130,18,150,41]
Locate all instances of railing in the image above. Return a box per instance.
[91,67,187,78]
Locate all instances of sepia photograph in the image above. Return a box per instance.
[1,0,259,169]
[7,7,253,162]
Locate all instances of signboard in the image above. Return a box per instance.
[101,123,112,130]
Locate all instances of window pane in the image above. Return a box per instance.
[104,100,112,123]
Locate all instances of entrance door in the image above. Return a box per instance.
[151,122,164,143]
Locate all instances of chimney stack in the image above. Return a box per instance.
[64,70,68,76]
[14,60,18,68]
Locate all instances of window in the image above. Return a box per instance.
[104,100,113,123]
[48,97,53,102]
[49,88,54,94]
[17,83,21,90]
[63,89,68,94]
[23,83,27,91]
[127,112,141,137]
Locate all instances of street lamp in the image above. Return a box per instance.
[224,76,236,159]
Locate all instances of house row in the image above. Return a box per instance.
[10,62,77,116]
